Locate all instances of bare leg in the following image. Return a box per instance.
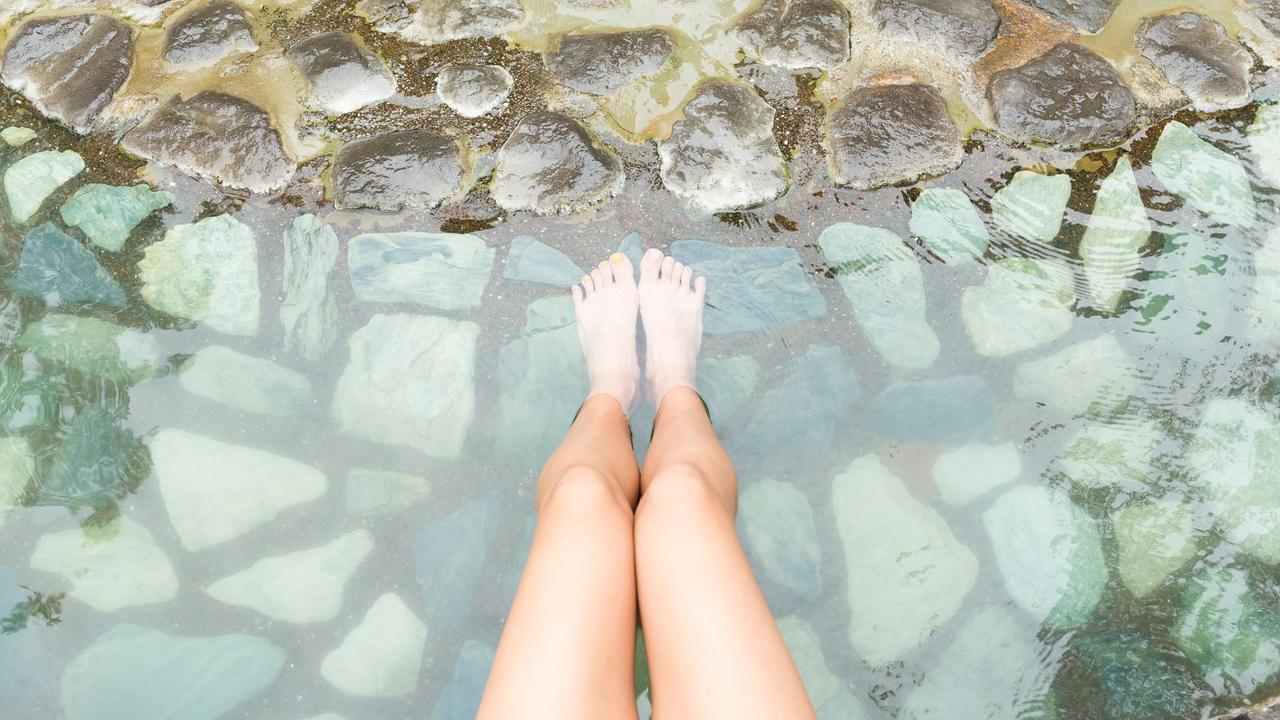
[634,248,815,720]
[479,254,642,720]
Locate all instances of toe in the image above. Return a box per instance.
[660,255,676,281]
[590,268,605,293]
[669,261,685,285]
[609,253,635,288]
[640,248,662,284]
[571,284,584,305]
[598,260,613,285]
[580,274,593,295]
[680,265,693,290]
[694,275,707,301]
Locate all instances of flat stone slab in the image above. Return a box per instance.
[4,149,85,224]
[729,346,858,463]
[910,188,989,264]
[868,376,996,443]
[1152,121,1256,228]
[1250,101,1280,188]
[163,0,258,69]
[1023,0,1121,33]
[348,231,493,310]
[346,468,431,515]
[8,223,126,309]
[332,313,479,459]
[872,0,999,57]
[826,84,962,190]
[1137,12,1252,112]
[1080,158,1151,311]
[152,428,328,551]
[17,313,159,383]
[287,31,397,114]
[546,29,675,95]
[1055,419,1163,493]
[658,81,789,213]
[989,43,1136,149]
[735,0,851,69]
[122,91,295,194]
[60,183,173,252]
[491,112,624,214]
[670,240,826,334]
[280,214,339,361]
[415,495,500,631]
[30,518,178,612]
[962,258,1075,357]
[432,640,496,720]
[138,214,261,336]
[502,235,584,287]
[1174,563,1280,695]
[178,345,313,417]
[932,442,1021,506]
[37,402,149,509]
[436,64,513,117]
[333,130,465,211]
[0,438,33,528]
[992,170,1071,243]
[1,14,134,133]
[1013,334,1137,415]
[1114,498,1197,599]
[738,478,822,602]
[1249,227,1280,349]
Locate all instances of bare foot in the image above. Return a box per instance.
[638,248,707,404]
[571,253,641,414]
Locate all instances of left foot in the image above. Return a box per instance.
[571,253,641,414]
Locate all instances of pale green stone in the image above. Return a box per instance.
[910,188,989,264]
[4,149,84,223]
[502,234,584,287]
[139,214,261,336]
[0,437,33,527]
[699,355,759,422]
[348,231,495,310]
[8,223,126,307]
[932,442,1022,506]
[281,214,340,361]
[1013,334,1136,415]
[1,127,36,147]
[1056,419,1163,493]
[432,640,495,720]
[1248,101,1280,188]
[1080,158,1151,311]
[739,478,821,601]
[820,223,939,369]
[59,183,172,251]
[1152,121,1255,227]
[495,298,585,465]
[778,617,867,720]
[346,468,432,515]
[984,485,1107,629]
[178,346,313,417]
[1249,227,1280,348]
[962,258,1075,357]
[991,170,1071,243]
[321,593,427,697]
[1173,564,1280,694]
[833,455,978,665]
[1113,498,1198,598]
[17,314,160,383]
[29,518,178,612]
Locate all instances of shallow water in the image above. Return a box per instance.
[1,0,1280,718]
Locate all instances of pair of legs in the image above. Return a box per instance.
[479,250,814,719]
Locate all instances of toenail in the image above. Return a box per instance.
[581,275,590,285]
[609,253,626,264]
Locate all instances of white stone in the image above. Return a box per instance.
[138,215,260,336]
[1080,157,1151,312]
[932,442,1022,506]
[280,214,339,361]
[29,518,178,612]
[832,455,978,665]
[1249,101,1280,187]
[321,593,427,697]
[962,258,1075,357]
[179,346,313,416]
[1114,497,1199,598]
[207,530,374,623]
[152,429,328,551]
[1013,334,1136,415]
[1,127,36,147]
[4,149,84,223]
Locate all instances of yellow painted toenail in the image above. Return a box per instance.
[581,275,591,285]
[609,253,626,264]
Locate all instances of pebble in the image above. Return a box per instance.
[1,126,36,146]
[735,0,851,69]
[1023,0,1121,33]
[436,64,513,117]
[163,0,257,69]
[546,29,675,94]
[872,0,1000,58]
[287,31,397,114]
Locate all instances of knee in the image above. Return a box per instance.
[539,465,632,517]
[637,463,735,524]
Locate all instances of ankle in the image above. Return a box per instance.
[590,374,638,415]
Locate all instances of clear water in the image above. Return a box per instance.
[1,1,1280,719]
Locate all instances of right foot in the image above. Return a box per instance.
[638,248,707,404]
[572,253,641,414]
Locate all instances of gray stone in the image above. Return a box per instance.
[546,29,675,94]
[1137,12,1253,112]
[280,215,339,361]
[432,640,496,720]
[287,32,397,114]
[1114,498,1198,599]
[502,235,584,287]
[436,64,513,117]
[332,314,479,459]
[909,188,989,264]
[1012,334,1137,416]
[1080,157,1151,311]
[8,223,126,309]
[346,468,431,515]
[333,130,466,211]
[932,442,1022,506]
[659,81,788,213]
[348,231,493,310]
[29,518,178,612]
[163,0,257,68]
[60,183,172,252]
[4,149,85,224]
[122,91,295,194]
[415,495,500,631]
[961,258,1075,357]
[139,214,261,336]
[1250,101,1280,188]
[17,314,159,383]
[735,0,851,69]
[729,346,858,462]
[991,171,1071,243]
[179,346,313,417]
[1022,0,1121,33]
[1152,121,1256,227]
[670,240,826,334]
[1,14,134,133]
[61,624,285,720]
[321,593,427,697]
[868,376,995,443]
[738,478,822,602]
[491,112,624,214]
[1174,563,1280,695]
[989,43,1136,149]
[872,0,999,57]
[826,84,962,190]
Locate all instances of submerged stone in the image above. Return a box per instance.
[1249,228,1280,348]
[288,32,397,114]
[738,478,822,602]
[280,215,339,361]
[962,258,1075,357]
[30,518,177,612]
[735,0,851,70]
[491,112,624,214]
[989,43,1136,149]
[729,346,858,462]
[777,617,867,720]
[322,593,427,697]
[207,530,374,624]
[1071,632,1202,720]
[122,91,294,194]
[436,64,513,117]
[1022,0,1120,32]
[699,355,759,423]
[1,14,134,133]
[868,376,996,443]
[163,0,257,68]
[4,149,85,224]
[659,81,788,213]
[415,496,500,631]
[992,171,1072,244]
[39,402,150,510]
[0,564,44,707]
[833,455,978,665]
[1113,498,1198,598]
[826,84,961,190]
[60,184,172,252]
[502,235,584,287]
[17,314,159,383]
[1013,334,1137,416]
[1173,563,1280,695]
[546,29,675,95]
[1,127,36,147]
[1055,419,1163,493]
[671,240,826,334]
[1152,121,1256,227]
[139,214,260,335]
[8,223,125,308]
[432,640,496,720]
[1137,12,1253,112]
[346,468,431,515]
[348,232,493,310]
[332,314,479,459]
[910,188,989,264]
[1130,232,1248,355]
[984,485,1107,629]
[820,223,939,369]
[0,437,33,527]
[179,346,313,417]
[872,0,1000,57]
[152,429,328,551]
[932,442,1021,506]
[333,130,466,211]
[1249,102,1280,188]
[61,624,285,720]
[1080,157,1151,311]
